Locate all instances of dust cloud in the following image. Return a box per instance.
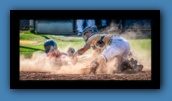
[20,45,151,74]
[20,49,96,74]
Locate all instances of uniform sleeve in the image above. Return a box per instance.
[84,43,91,48]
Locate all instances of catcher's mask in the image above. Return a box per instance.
[82,25,98,42]
[44,39,57,54]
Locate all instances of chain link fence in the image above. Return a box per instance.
[20,20,30,30]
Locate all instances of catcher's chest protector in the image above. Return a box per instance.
[87,34,113,50]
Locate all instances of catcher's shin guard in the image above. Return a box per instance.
[120,59,130,72]
[88,55,107,74]
[116,56,128,72]
[126,58,143,73]
[119,58,143,73]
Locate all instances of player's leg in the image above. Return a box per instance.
[116,40,131,72]
[87,39,124,74]
[85,36,126,74]
[101,36,131,72]
[86,55,107,74]
[101,19,107,27]
[119,40,143,73]
[76,19,84,35]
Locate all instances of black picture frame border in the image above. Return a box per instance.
[10,10,160,89]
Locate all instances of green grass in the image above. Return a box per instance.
[20,31,45,41]
[20,31,85,57]
[20,30,151,58]
[129,39,151,51]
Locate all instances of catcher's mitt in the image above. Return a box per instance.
[67,47,75,56]
[67,47,78,65]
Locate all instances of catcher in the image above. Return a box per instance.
[73,25,143,74]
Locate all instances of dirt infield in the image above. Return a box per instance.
[20,71,151,80]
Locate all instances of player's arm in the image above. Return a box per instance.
[74,44,90,56]
[70,44,90,65]
[74,34,100,56]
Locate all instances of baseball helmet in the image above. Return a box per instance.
[82,25,98,42]
[44,39,57,54]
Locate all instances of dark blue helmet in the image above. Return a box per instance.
[44,39,57,54]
